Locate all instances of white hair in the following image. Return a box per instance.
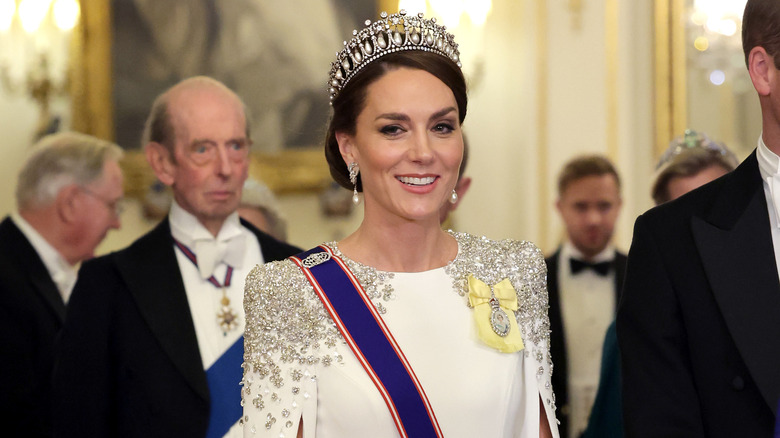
[16,132,123,209]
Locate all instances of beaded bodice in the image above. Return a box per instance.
[240,232,553,434]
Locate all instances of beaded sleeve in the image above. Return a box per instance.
[241,259,342,437]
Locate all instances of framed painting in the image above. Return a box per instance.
[71,0,383,196]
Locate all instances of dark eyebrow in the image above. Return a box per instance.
[429,107,457,122]
[374,106,458,123]
[375,113,409,122]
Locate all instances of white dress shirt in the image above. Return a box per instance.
[557,242,616,438]
[168,201,263,438]
[755,136,780,284]
[11,213,78,304]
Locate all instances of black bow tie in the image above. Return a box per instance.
[569,258,613,276]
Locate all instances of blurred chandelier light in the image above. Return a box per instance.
[0,0,80,137]
[399,0,492,28]
[693,0,745,36]
[397,0,492,88]
[0,0,15,32]
[687,0,748,88]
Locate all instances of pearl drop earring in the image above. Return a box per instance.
[348,162,360,205]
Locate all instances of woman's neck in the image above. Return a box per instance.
[337,219,457,273]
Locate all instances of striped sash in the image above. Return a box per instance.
[290,246,443,438]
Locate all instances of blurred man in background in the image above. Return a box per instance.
[546,155,625,438]
[0,132,123,437]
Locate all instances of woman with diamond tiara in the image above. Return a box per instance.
[241,11,557,438]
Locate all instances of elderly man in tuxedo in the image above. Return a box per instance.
[0,132,124,437]
[53,77,300,438]
[618,0,780,435]
[546,155,626,438]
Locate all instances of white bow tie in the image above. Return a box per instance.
[192,234,246,280]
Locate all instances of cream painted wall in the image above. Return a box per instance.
[614,0,655,252]
[0,90,42,216]
[0,89,71,217]
[454,0,539,243]
[0,0,657,257]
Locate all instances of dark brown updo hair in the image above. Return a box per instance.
[651,148,736,205]
[324,50,468,191]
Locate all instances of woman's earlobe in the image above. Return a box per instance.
[335,131,356,163]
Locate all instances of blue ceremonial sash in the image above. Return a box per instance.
[205,336,243,438]
[775,398,780,437]
[290,246,443,438]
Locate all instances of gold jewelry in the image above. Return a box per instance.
[217,288,239,335]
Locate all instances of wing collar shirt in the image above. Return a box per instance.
[756,135,780,282]
[558,241,616,438]
[169,201,264,437]
[168,199,263,366]
[11,213,77,304]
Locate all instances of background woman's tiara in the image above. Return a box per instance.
[328,10,462,103]
[656,129,739,170]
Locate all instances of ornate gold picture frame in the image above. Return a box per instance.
[653,0,688,158]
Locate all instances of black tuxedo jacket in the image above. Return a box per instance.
[52,218,300,438]
[0,217,66,438]
[617,151,779,437]
[545,247,627,438]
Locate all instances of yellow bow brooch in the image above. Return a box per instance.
[467,275,524,353]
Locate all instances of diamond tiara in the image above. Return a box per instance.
[656,129,739,170]
[328,10,462,103]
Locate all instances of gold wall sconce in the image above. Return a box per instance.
[0,0,80,139]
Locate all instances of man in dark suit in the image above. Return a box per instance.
[52,77,300,438]
[0,132,124,437]
[545,155,626,438]
[617,1,780,435]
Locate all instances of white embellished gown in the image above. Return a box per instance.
[241,232,559,437]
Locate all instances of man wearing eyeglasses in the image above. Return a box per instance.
[0,131,124,437]
[52,77,301,438]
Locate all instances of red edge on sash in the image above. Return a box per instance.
[324,246,443,437]
[291,249,409,438]
[174,240,197,261]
